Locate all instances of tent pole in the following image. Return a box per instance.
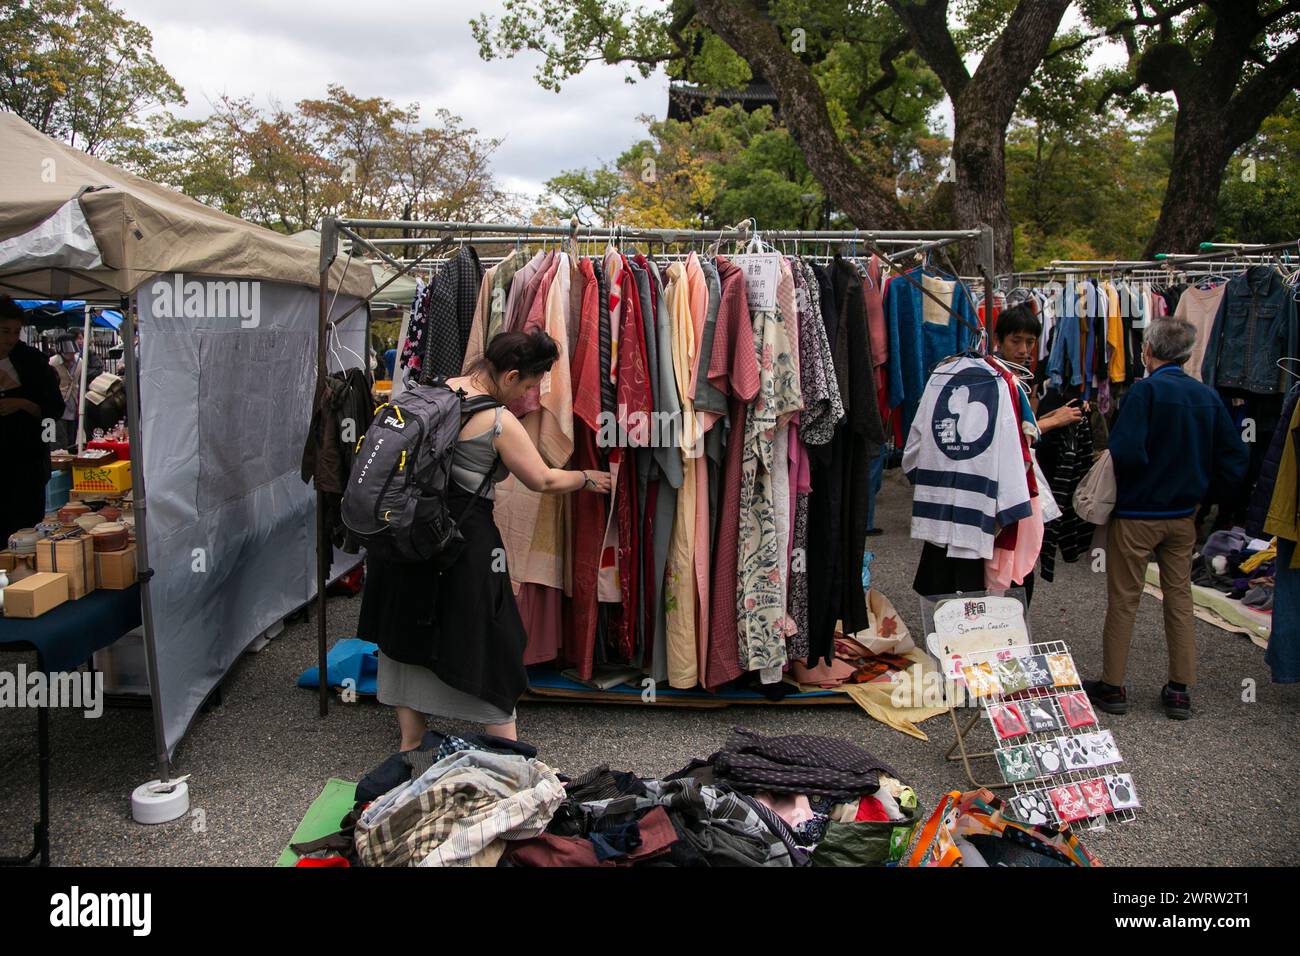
[315,217,338,718]
[979,223,996,334]
[76,304,92,451]
[121,293,172,781]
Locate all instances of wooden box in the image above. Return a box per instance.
[36,535,97,599]
[3,572,69,618]
[94,545,137,590]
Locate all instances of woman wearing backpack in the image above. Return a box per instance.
[358,330,611,747]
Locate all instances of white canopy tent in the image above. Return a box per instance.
[0,113,374,774]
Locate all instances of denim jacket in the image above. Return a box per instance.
[1201,267,1298,394]
[1047,280,1083,391]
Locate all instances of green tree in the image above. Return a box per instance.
[0,0,184,153]
[1215,93,1300,245]
[473,0,1073,270]
[113,89,516,236]
[539,164,627,223]
[1088,0,1300,254]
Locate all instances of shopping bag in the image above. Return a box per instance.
[1072,449,1115,525]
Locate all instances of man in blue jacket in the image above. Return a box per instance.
[1086,318,1249,720]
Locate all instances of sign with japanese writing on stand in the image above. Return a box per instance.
[733,254,780,311]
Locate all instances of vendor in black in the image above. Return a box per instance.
[0,295,64,543]
[358,331,611,749]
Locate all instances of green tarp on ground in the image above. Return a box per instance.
[275,778,357,867]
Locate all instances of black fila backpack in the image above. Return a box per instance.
[341,378,501,566]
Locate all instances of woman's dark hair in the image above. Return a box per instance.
[995,302,1042,340]
[474,330,559,379]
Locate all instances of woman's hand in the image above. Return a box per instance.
[581,470,612,494]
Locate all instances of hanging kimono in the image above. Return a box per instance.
[736,259,803,681]
[805,263,845,665]
[692,258,725,682]
[421,244,484,382]
[786,259,843,661]
[703,257,760,690]
[565,258,607,678]
[518,254,574,665]
[610,256,652,661]
[646,259,682,684]
[662,261,699,687]
[831,257,885,642]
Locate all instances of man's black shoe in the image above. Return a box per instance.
[1161,684,1192,720]
[1083,678,1129,715]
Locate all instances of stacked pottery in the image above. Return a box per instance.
[58,502,90,526]
[90,523,129,552]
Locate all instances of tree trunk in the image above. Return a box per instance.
[887,0,1072,273]
[951,116,1013,272]
[1143,110,1232,256]
[1136,5,1300,256]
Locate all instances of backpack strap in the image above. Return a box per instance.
[454,393,506,522]
[459,393,503,424]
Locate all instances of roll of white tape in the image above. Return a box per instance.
[131,778,190,825]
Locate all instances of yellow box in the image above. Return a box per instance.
[72,460,133,495]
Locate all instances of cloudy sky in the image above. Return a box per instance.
[115,1,1125,206]
[116,0,670,203]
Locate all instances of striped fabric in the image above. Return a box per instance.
[903,357,1032,560]
[354,750,564,868]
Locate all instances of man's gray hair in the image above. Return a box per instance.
[1144,318,1197,365]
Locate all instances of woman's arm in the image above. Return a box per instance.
[494,410,611,494]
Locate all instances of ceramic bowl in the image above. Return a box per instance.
[58,503,91,525]
[75,513,107,532]
[8,529,41,554]
[90,523,130,552]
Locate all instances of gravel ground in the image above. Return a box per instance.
[1,466,1295,866]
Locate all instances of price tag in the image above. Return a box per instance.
[733,254,780,311]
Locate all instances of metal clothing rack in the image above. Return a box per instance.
[1000,236,1300,282]
[310,216,994,715]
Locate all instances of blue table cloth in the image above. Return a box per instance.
[0,585,141,672]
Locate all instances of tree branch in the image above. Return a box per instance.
[1224,37,1300,146]
[692,0,910,228]
[1043,0,1201,57]
[856,31,913,116]
[882,0,970,99]
[966,0,1074,129]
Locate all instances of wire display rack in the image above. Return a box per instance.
[961,639,1139,833]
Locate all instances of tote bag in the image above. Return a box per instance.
[1072,449,1116,525]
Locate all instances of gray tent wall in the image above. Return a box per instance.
[130,275,366,767]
